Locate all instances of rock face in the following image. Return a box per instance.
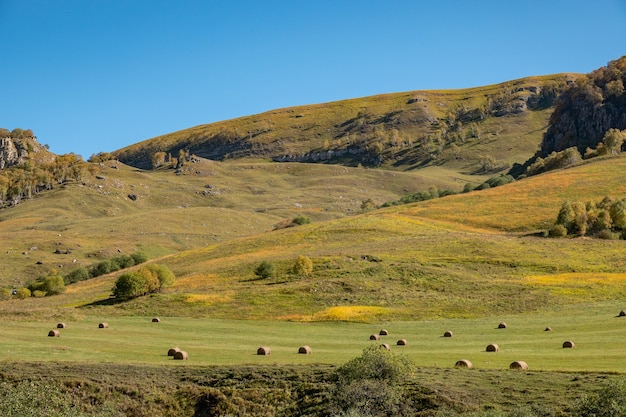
[0,138,30,169]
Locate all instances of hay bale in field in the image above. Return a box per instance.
[562,340,575,349]
[257,346,271,355]
[498,322,507,329]
[298,345,312,354]
[544,326,553,331]
[510,360,529,370]
[167,347,181,356]
[369,334,380,340]
[48,330,60,337]
[56,323,66,329]
[379,329,389,336]
[443,330,453,337]
[619,310,626,317]
[486,343,499,352]
[380,343,391,351]
[98,322,108,328]
[396,339,407,346]
[151,317,160,323]
[173,350,188,360]
[455,359,472,369]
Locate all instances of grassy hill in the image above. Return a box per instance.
[110,74,577,178]
[2,154,625,322]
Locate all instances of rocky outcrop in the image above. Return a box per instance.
[0,137,31,169]
[539,56,626,157]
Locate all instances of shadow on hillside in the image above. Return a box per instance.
[80,297,126,307]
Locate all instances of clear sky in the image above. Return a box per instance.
[1,1,625,159]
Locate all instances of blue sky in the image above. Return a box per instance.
[1,1,625,159]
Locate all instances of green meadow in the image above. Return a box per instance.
[2,299,626,373]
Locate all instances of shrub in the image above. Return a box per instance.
[65,267,90,284]
[113,254,135,269]
[130,252,148,264]
[549,224,568,237]
[15,287,31,299]
[293,215,312,225]
[91,260,113,277]
[144,264,175,289]
[0,288,11,300]
[332,345,415,417]
[575,377,626,417]
[292,255,313,277]
[112,272,147,300]
[254,261,275,280]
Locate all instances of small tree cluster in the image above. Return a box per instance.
[112,264,175,300]
[550,196,626,239]
[27,269,66,296]
[64,252,148,285]
[527,147,582,176]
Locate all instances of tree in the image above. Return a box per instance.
[292,255,313,277]
[112,272,147,300]
[254,261,275,280]
[603,128,626,154]
[144,264,175,289]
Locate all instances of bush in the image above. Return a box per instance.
[131,252,148,264]
[575,377,626,417]
[293,215,312,225]
[0,288,11,300]
[111,264,175,300]
[254,261,275,280]
[32,290,46,298]
[332,345,415,417]
[15,287,31,299]
[292,255,313,277]
[65,267,90,284]
[112,272,147,300]
[144,264,175,289]
[549,224,568,237]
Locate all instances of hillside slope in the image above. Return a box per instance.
[5,155,625,321]
[110,74,577,177]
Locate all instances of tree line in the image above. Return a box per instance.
[550,196,626,239]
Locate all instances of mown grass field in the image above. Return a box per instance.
[2,299,626,373]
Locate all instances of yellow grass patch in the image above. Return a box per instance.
[525,273,626,286]
[184,293,232,304]
[310,305,391,322]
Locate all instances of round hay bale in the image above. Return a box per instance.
[151,317,160,323]
[544,326,553,332]
[56,322,66,329]
[562,340,575,349]
[396,339,407,346]
[369,334,380,340]
[443,330,453,337]
[380,343,391,351]
[486,343,499,352]
[379,329,389,336]
[167,347,181,356]
[298,345,312,354]
[510,360,529,370]
[48,330,60,337]
[619,310,626,317]
[98,322,108,328]
[455,359,472,369]
[173,350,188,360]
[498,322,507,329]
[257,346,271,355]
